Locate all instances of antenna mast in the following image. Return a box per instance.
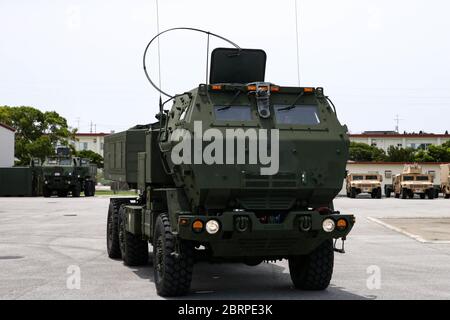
[394,114,403,133]
[155,0,162,100]
[294,0,301,86]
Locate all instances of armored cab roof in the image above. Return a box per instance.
[403,164,423,174]
[209,48,267,84]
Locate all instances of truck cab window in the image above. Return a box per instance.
[274,105,320,125]
[214,105,252,121]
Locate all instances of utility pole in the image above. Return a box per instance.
[76,117,80,130]
[90,121,93,133]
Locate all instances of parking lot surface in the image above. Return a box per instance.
[0,196,449,300]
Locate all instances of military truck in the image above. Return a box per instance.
[105,40,355,297]
[385,164,435,199]
[441,164,450,199]
[42,147,97,198]
[346,173,382,199]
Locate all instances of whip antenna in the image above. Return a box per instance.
[294,0,301,86]
[155,0,162,106]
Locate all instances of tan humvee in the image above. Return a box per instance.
[391,164,435,199]
[441,164,450,199]
[346,173,383,199]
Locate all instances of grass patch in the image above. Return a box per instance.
[95,190,138,197]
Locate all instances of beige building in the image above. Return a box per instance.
[350,132,450,151]
[73,133,109,156]
[0,123,15,167]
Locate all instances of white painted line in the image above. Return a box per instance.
[367,217,450,244]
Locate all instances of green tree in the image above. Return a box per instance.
[76,150,104,168]
[413,149,435,162]
[349,142,386,161]
[0,106,76,165]
[386,146,416,162]
[426,145,450,162]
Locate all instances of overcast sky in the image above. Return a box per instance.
[1,0,449,134]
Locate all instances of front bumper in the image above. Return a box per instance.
[177,211,355,258]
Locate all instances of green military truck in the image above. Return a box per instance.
[104,39,355,297]
[42,148,97,198]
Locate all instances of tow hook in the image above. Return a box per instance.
[334,237,346,254]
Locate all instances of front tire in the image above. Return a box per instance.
[43,187,52,198]
[289,239,334,291]
[153,214,194,297]
[72,183,81,198]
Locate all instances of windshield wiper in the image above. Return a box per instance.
[217,90,243,111]
[277,92,304,111]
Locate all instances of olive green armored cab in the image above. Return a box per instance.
[41,147,97,198]
[105,48,355,297]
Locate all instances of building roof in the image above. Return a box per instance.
[0,123,16,132]
[348,161,450,165]
[75,133,109,137]
[350,133,450,139]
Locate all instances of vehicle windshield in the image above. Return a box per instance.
[365,175,378,180]
[274,105,320,125]
[403,176,414,181]
[46,159,58,165]
[353,176,364,181]
[214,105,253,121]
[416,176,429,181]
[59,159,72,166]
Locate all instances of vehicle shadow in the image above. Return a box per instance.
[131,254,373,300]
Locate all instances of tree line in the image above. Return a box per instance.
[349,141,450,163]
[0,106,104,168]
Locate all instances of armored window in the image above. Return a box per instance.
[59,159,72,166]
[416,176,429,181]
[214,105,253,121]
[403,176,414,181]
[274,105,320,125]
[365,175,378,180]
[353,176,364,181]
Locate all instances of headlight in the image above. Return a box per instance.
[205,220,220,235]
[322,219,335,233]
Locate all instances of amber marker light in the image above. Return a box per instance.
[192,220,204,233]
[303,87,315,93]
[179,218,190,226]
[210,85,223,91]
[336,219,348,231]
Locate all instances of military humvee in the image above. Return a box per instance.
[105,42,355,297]
[42,147,97,198]
[385,164,435,199]
[441,164,450,199]
[346,173,382,199]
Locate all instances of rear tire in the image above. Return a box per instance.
[420,194,426,200]
[84,181,94,197]
[385,190,391,198]
[445,193,450,199]
[289,239,334,291]
[350,188,357,199]
[153,214,194,297]
[107,200,122,259]
[118,206,148,266]
[427,189,435,200]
